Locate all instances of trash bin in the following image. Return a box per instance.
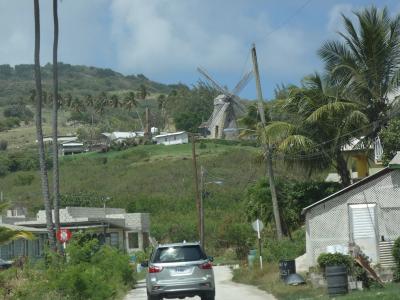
[279,259,296,280]
[326,265,348,296]
[248,249,257,268]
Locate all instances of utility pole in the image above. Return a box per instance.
[191,135,201,243]
[251,43,283,240]
[200,166,205,248]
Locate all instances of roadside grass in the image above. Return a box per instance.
[232,265,400,300]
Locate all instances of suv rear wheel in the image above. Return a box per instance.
[147,293,159,300]
[201,291,215,300]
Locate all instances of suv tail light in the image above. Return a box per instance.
[199,262,213,270]
[149,265,163,273]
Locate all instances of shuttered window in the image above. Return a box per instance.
[128,232,139,249]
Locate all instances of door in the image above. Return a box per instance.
[349,203,378,262]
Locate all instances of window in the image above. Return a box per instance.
[153,245,206,263]
[174,136,176,140]
[142,232,149,249]
[165,137,168,142]
[110,232,119,248]
[128,232,139,249]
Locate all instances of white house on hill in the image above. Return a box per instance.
[154,131,188,145]
[303,152,400,270]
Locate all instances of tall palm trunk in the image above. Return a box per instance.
[34,0,56,249]
[52,0,61,246]
[335,150,351,187]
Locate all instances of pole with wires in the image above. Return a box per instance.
[251,43,283,240]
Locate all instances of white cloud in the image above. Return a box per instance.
[109,0,316,85]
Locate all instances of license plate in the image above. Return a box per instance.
[175,267,187,273]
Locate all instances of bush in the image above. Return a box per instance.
[0,140,7,151]
[3,104,33,122]
[5,233,136,299]
[317,253,352,271]
[14,173,35,186]
[393,236,400,281]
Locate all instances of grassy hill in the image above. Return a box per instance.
[0,141,313,252]
[0,63,176,105]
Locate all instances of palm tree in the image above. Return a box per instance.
[85,94,94,107]
[264,73,369,186]
[139,84,148,100]
[125,91,143,130]
[95,92,108,114]
[157,94,167,129]
[51,0,61,249]
[0,203,34,245]
[319,6,400,139]
[110,94,120,108]
[33,0,56,249]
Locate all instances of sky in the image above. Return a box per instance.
[0,0,399,99]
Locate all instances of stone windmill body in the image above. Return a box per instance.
[198,67,252,139]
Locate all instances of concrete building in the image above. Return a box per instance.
[154,131,188,145]
[0,207,150,260]
[303,153,400,269]
[59,140,85,156]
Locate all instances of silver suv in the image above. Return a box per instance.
[143,242,215,300]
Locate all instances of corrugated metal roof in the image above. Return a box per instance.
[154,131,187,138]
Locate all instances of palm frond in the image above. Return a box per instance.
[263,121,295,144]
[0,226,35,245]
[278,135,316,152]
[307,102,358,122]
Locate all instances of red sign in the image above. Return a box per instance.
[56,228,72,243]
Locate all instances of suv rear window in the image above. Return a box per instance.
[153,245,207,263]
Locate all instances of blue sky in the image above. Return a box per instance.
[0,0,399,99]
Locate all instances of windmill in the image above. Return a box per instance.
[197,67,252,139]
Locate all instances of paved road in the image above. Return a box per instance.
[124,266,276,300]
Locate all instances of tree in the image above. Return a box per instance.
[263,73,368,186]
[157,94,167,129]
[110,94,119,108]
[166,83,216,133]
[33,0,56,248]
[85,94,94,107]
[319,6,400,140]
[52,0,61,249]
[124,91,143,130]
[138,84,148,100]
[380,117,400,165]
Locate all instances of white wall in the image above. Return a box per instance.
[156,133,188,145]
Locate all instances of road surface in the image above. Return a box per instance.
[124,266,276,300]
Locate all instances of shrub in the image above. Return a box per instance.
[3,104,33,121]
[0,140,7,151]
[393,236,400,281]
[317,253,352,271]
[14,173,35,186]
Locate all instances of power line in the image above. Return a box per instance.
[264,0,313,39]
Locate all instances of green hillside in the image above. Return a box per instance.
[0,141,312,252]
[0,63,175,105]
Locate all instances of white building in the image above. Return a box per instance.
[59,140,85,155]
[109,132,137,143]
[303,153,400,270]
[154,131,189,145]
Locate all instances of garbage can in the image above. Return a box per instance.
[247,249,257,268]
[326,265,348,296]
[279,259,296,280]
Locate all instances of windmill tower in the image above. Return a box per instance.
[198,67,252,139]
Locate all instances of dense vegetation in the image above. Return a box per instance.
[0,233,136,299]
[0,63,174,106]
